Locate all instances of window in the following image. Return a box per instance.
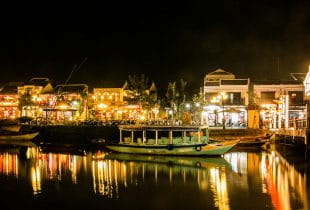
[261,92,275,103]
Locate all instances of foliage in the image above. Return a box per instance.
[18,90,35,111]
[165,78,188,120]
[125,74,159,112]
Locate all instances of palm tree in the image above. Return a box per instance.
[165,79,188,121]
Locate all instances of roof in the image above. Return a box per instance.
[55,84,88,94]
[119,125,208,131]
[0,82,24,94]
[24,78,51,87]
[207,69,234,76]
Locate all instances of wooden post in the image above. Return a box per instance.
[155,130,158,145]
[131,130,134,143]
[183,131,186,143]
[169,130,173,144]
[198,129,201,143]
[143,130,146,144]
[119,129,122,143]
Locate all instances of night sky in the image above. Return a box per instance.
[1,1,310,94]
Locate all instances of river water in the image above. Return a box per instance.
[0,144,308,210]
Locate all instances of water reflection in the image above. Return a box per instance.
[0,145,308,210]
[91,152,231,203]
[0,152,18,177]
[260,151,309,210]
[224,150,309,210]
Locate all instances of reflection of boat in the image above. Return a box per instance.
[105,125,239,156]
[37,142,86,156]
[0,140,38,147]
[101,152,231,168]
[0,131,39,141]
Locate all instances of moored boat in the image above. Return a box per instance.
[237,134,273,147]
[105,125,239,156]
[0,131,39,141]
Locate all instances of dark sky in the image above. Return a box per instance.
[1,1,310,94]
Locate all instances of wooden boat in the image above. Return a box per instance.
[237,134,273,147]
[0,124,22,132]
[105,125,239,156]
[0,131,39,141]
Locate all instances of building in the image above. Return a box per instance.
[90,87,141,121]
[0,82,23,119]
[203,69,250,128]
[253,80,305,129]
[17,78,54,118]
[44,84,89,123]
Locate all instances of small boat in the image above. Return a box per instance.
[0,124,22,132]
[0,131,39,141]
[105,125,239,156]
[237,134,273,147]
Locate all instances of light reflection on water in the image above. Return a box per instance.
[0,146,308,210]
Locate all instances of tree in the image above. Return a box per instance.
[18,90,35,117]
[125,74,159,120]
[192,88,208,124]
[165,79,188,121]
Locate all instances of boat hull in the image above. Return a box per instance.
[106,140,238,156]
[0,132,39,141]
[237,140,269,147]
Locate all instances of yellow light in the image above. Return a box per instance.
[97,103,107,109]
[59,105,68,110]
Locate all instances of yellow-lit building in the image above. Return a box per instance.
[0,82,22,119]
[203,69,249,128]
[43,84,88,123]
[90,88,141,121]
[17,78,54,119]
[253,80,305,129]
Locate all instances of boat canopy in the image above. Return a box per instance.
[118,125,208,132]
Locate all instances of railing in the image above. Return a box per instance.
[278,118,307,137]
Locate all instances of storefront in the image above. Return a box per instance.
[203,105,247,128]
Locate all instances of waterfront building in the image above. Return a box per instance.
[44,84,89,123]
[203,69,249,128]
[0,82,23,119]
[90,87,141,121]
[253,80,305,129]
[17,78,54,119]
